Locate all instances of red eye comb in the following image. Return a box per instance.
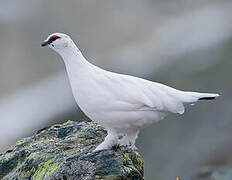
[49,35,60,40]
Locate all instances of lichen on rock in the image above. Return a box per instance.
[0,120,144,180]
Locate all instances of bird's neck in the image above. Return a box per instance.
[58,43,92,76]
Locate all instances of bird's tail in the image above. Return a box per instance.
[198,93,220,100]
[180,91,220,104]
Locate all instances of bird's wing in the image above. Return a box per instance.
[106,72,185,114]
[142,80,186,114]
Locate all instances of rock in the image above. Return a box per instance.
[0,120,144,180]
[193,166,232,180]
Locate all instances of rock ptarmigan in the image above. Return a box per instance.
[42,33,219,151]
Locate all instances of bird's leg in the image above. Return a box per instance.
[93,132,118,152]
[119,130,139,150]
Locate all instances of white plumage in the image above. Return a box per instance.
[42,33,219,151]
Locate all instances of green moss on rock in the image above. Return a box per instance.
[33,158,58,179]
[0,120,144,180]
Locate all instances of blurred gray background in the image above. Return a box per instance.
[0,0,231,179]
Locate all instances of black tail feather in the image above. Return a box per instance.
[198,97,216,100]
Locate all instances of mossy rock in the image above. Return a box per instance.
[0,120,144,180]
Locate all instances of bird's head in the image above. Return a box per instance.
[41,33,73,52]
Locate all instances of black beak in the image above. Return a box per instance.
[41,39,52,47]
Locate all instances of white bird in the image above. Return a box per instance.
[41,33,219,152]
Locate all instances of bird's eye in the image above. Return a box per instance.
[49,35,60,41]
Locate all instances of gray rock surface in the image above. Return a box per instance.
[0,120,144,180]
[193,166,232,180]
